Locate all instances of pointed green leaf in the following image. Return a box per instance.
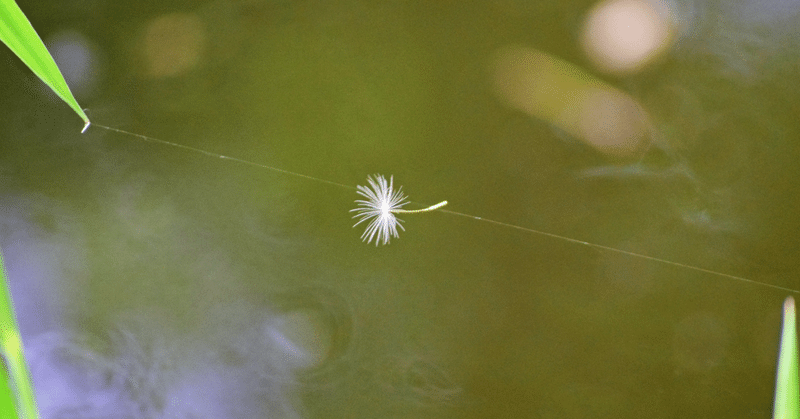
[0,0,90,132]
[774,296,799,419]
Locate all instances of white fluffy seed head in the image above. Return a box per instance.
[350,174,409,245]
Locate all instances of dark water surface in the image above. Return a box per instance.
[2,0,800,417]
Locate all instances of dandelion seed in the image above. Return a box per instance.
[350,174,448,245]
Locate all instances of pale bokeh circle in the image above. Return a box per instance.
[581,0,672,74]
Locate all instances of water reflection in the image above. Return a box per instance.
[2,194,343,418]
[3,0,800,417]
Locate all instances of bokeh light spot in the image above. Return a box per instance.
[46,30,101,99]
[140,13,206,78]
[581,0,673,75]
[493,46,650,158]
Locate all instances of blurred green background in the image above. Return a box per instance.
[2,0,800,417]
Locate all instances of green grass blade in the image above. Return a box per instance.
[0,0,90,132]
[774,296,799,419]
[0,251,36,419]
[0,357,18,419]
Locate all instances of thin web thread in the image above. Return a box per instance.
[438,208,799,294]
[90,124,799,294]
[92,124,354,190]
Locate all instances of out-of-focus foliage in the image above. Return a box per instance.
[0,251,36,419]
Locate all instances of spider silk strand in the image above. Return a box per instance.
[88,123,799,295]
[437,208,799,294]
[92,124,355,190]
